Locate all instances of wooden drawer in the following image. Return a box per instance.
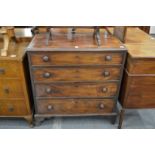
[0,61,20,78]
[36,98,115,115]
[127,57,155,74]
[32,67,121,82]
[35,82,118,98]
[120,71,155,108]
[126,76,155,108]
[0,99,28,116]
[29,52,123,66]
[0,79,24,98]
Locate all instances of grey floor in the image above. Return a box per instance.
[0,109,155,129]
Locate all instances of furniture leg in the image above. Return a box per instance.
[35,117,45,126]
[24,115,34,128]
[118,109,125,129]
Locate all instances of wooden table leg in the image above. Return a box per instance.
[118,109,125,129]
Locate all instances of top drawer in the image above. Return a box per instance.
[29,52,123,66]
[127,58,155,74]
[0,61,20,78]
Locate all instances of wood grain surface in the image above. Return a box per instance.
[36,98,115,115]
[32,66,121,82]
[35,82,118,98]
[30,52,123,66]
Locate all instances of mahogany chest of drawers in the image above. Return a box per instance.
[26,29,127,125]
[118,28,155,128]
[0,40,32,125]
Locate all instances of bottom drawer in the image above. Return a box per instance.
[36,99,115,115]
[0,100,28,116]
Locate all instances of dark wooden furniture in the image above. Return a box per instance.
[26,28,127,125]
[118,27,155,128]
[0,28,33,125]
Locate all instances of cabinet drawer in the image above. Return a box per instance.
[32,67,121,82]
[0,79,24,98]
[29,52,123,66]
[36,99,115,115]
[35,82,118,98]
[127,58,155,74]
[120,71,155,108]
[0,99,28,116]
[0,61,20,78]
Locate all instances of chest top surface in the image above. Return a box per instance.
[108,27,155,44]
[126,44,155,59]
[125,28,155,44]
[108,27,155,59]
[27,29,127,52]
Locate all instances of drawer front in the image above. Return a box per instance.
[0,61,20,78]
[32,67,121,82]
[29,52,123,66]
[35,82,118,98]
[36,99,115,115]
[0,79,24,98]
[0,99,28,115]
[127,58,155,74]
[120,72,155,108]
[127,76,155,108]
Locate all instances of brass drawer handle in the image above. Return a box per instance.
[99,103,104,109]
[0,68,5,74]
[4,88,9,94]
[102,87,108,93]
[103,71,110,77]
[42,56,49,62]
[47,105,53,111]
[105,55,112,61]
[43,72,51,78]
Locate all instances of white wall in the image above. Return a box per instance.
[150,26,155,34]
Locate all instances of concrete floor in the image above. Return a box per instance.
[0,109,155,129]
